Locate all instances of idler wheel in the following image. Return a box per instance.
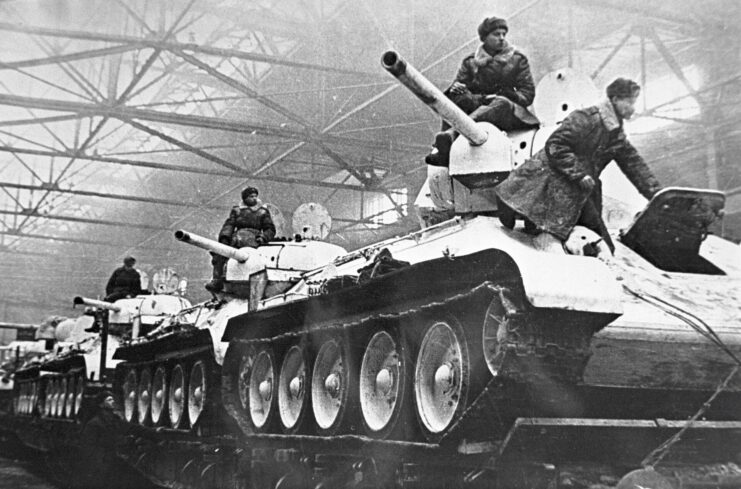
[278,344,311,433]
[413,318,469,441]
[150,366,167,425]
[123,369,137,423]
[311,337,357,435]
[168,363,188,429]
[137,369,152,425]
[482,293,512,376]
[187,360,208,427]
[74,374,85,417]
[359,329,410,438]
[248,346,278,432]
[237,347,256,412]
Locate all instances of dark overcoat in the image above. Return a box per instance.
[218,204,276,246]
[448,46,538,127]
[495,99,660,240]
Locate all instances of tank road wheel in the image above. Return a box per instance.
[414,318,469,442]
[359,327,412,439]
[311,336,358,436]
[63,376,75,418]
[137,368,152,425]
[44,380,53,417]
[74,374,85,417]
[187,360,208,428]
[123,369,138,423]
[278,342,312,434]
[168,363,188,429]
[150,365,167,426]
[248,345,278,432]
[56,377,68,418]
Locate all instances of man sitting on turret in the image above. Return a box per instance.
[426,15,540,167]
[104,256,142,302]
[206,186,276,293]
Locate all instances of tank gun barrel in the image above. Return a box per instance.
[73,296,121,312]
[174,230,251,263]
[381,50,488,146]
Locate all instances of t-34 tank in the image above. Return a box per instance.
[110,228,346,487]
[208,52,741,489]
[7,284,191,462]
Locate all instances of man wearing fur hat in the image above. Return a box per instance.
[494,78,661,253]
[206,186,276,292]
[426,15,539,167]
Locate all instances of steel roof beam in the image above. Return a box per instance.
[0,146,366,191]
[0,21,376,78]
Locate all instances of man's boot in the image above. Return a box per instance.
[434,128,457,166]
[205,253,226,293]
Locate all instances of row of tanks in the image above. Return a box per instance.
[4,51,741,489]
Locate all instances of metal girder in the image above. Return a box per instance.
[0,92,409,153]
[0,21,377,78]
[0,230,176,249]
[0,44,140,70]
[0,181,231,210]
[0,146,366,191]
[0,209,162,230]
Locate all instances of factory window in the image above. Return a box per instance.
[363,188,408,227]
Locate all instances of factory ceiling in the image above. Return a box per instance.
[0,0,739,322]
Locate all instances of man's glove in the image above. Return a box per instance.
[578,175,596,192]
[448,81,467,95]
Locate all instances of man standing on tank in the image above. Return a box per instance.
[494,78,661,252]
[104,256,142,302]
[426,15,540,167]
[206,186,276,292]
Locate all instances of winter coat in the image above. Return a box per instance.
[218,204,276,247]
[105,266,141,298]
[494,98,660,240]
[448,44,538,127]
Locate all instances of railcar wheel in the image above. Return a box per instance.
[414,318,469,441]
[311,337,357,435]
[359,328,410,438]
[150,366,167,425]
[63,376,75,418]
[137,368,152,425]
[74,374,84,416]
[168,363,188,429]
[278,343,311,433]
[248,346,278,432]
[187,360,207,427]
[123,369,138,423]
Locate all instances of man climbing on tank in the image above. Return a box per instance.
[426,15,539,167]
[494,78,661,253]
[104,256,142,302]
[205,185,276,293]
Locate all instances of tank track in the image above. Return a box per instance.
[223,278,608,447]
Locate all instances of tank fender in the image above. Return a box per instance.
[201,298,251,366]
[82,336,121,381]
[460,218,623,314]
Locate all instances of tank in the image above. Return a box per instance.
[6,278,191,487]
[94,52,741,489]
[109,228,347,487]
